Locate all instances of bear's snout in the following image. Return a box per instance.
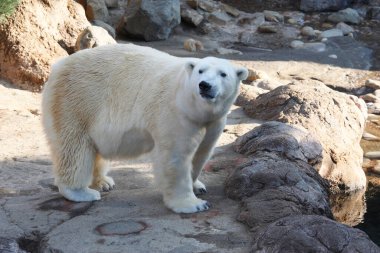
[199,81,216,99]
[199,81,211,91]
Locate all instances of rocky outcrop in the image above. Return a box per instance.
[0,0,90,91]
[226,122,331,229]
[225,121,379,252]
[243,82,366,192]
[251,215,380,252]
[120,0,180,41]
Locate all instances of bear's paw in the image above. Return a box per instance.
[193,179,207,195]
[59,186,101,202]
[165,195,210,213]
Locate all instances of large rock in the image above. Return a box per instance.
[226,122,331,231]
[299,0,351,12]
[0,0,90,91]
[75,26,116,51]
[225,121,379,251]
[86,0,109,22]
[327,8,362,24]
[122,0,180,41]
[251,215,380,253]
[244,83,366,192]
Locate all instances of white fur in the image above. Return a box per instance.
[42,43,248,213]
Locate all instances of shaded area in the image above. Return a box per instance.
[355,183,380,246]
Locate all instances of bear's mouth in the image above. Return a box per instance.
[200,92,216,100]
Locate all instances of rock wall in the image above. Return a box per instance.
[0,0,90,91]
[225,121,379,252]
[244,82,367,192]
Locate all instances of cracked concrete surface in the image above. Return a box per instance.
[0,81,259,252]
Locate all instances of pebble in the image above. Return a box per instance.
[287,18,297,25]
[361,93,378,103]
[328,54,338,59]
[216,47,243,55]
[290,40,304,49]
[336,22,354,35]
[362,132,380,141]
[258,24,277,33]
[364,151,380,159]
[221,3,240,17]
[301,26,315,37]
[327,8,362,25]
[263,10,284,23]
[374,89,380,98]
[367,102,380,115]
[302,42,326,52]
[319,28,344,39]
[365,79,380,90]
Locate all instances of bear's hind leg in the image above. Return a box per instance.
[91,154,115,191]
[54,135,100,202]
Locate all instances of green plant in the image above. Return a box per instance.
[0,0,19,22]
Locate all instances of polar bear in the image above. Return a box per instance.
[42,43,248,213]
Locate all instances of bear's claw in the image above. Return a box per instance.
[193,179,207,195]
[165,195,210,213]
[92,175,115,192]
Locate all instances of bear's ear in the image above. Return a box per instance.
[235,67,249,81]
[185,60,197,76]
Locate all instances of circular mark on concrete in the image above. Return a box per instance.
[95,220,148,236]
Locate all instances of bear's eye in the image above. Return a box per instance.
[199,69,203,74]
[221,72,227,78]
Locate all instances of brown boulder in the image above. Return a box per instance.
[244,82,366,192]
[0,0,90,91]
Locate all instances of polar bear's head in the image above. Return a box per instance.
[186,57,248,103]
[179,57,248,122]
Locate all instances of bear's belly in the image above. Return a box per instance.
[94,128,155,159]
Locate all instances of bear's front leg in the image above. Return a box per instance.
[192,118,225,195]
[154,139,210,213]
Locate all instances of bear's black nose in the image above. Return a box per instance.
[199,81,211,91]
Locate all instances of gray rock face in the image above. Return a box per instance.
[87,0,109,22]
[299,0,351,12]
[122,0,180,41]
[244,83,366,192]
[251,215,380,253]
